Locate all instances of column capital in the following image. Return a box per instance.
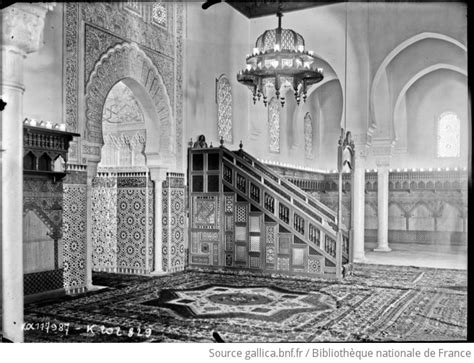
[146,151,175,172]
[148,166,168,183]
[375,157,391,169]
[86,161,99,179]
[2,3,55,54]
[372,139,395,168]
[351,133,370,160]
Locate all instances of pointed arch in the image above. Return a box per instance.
[393,64,466,144]
[370,32,467,136]
[84,42,175,167]
[216,74,233,143]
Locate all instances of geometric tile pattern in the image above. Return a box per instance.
[201,232,219,241]
[162,187,169,271]
[24,269,64,296]
[63,183,88,292]
[163,173,186,272]
[147,187,155,272]
[224,194,234,213]
[193,196,218,228]
[91,176,117,271]
[308,255,324,274]
[117,188,148,273]
[90,174,153,275]
[265,224,276,265]
[236,204,247,223]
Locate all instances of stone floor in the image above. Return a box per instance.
[363,243,467,270]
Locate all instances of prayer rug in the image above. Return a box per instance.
[23,264,467,342]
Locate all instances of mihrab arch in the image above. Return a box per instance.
[84,42,176,168]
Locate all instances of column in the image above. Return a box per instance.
[1,3,53,342]
[149,167,168,274]
[351,145,368,262]
[374,160,391,251]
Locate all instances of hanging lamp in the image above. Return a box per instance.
[237,4,324,107]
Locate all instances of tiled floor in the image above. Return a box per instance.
[363,243,467,270]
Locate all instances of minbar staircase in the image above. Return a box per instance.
[188,145,352,279]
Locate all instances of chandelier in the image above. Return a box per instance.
[237,9,324,107]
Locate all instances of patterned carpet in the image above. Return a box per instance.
[23,264,467,342]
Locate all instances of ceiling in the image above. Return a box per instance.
[202,1,461,19]
[202,1,341,18]
[224,1,342,18]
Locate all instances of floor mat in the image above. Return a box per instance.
[23,264,467,342]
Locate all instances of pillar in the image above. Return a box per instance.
[351,144,368,262]
[1,3,54,342]
[374,159,391,252]
[149,167,167,274]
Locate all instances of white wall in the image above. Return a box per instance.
[23,3,63,125]
[184,2,250,149]
[403,69,468,169]
[367,2,467,79]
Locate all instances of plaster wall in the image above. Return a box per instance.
[367,2,467,81]
[184,2,250,149]
[23,3,63,125]
[401,69,468,169]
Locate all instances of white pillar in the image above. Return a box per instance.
[1,3,53,342]
[351,146,367,262]
[374,162,391,252]
[149,167,167,274]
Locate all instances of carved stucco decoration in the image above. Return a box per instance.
[84,42,175,167]
[64,3,79,133]
[64,2,184,168]
[80,2,174,56]
[84,24,175,107]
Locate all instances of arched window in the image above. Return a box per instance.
[437,111,460,158]
[216,74,233,143]
[268,97,280,153]
[304,112,313,159]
